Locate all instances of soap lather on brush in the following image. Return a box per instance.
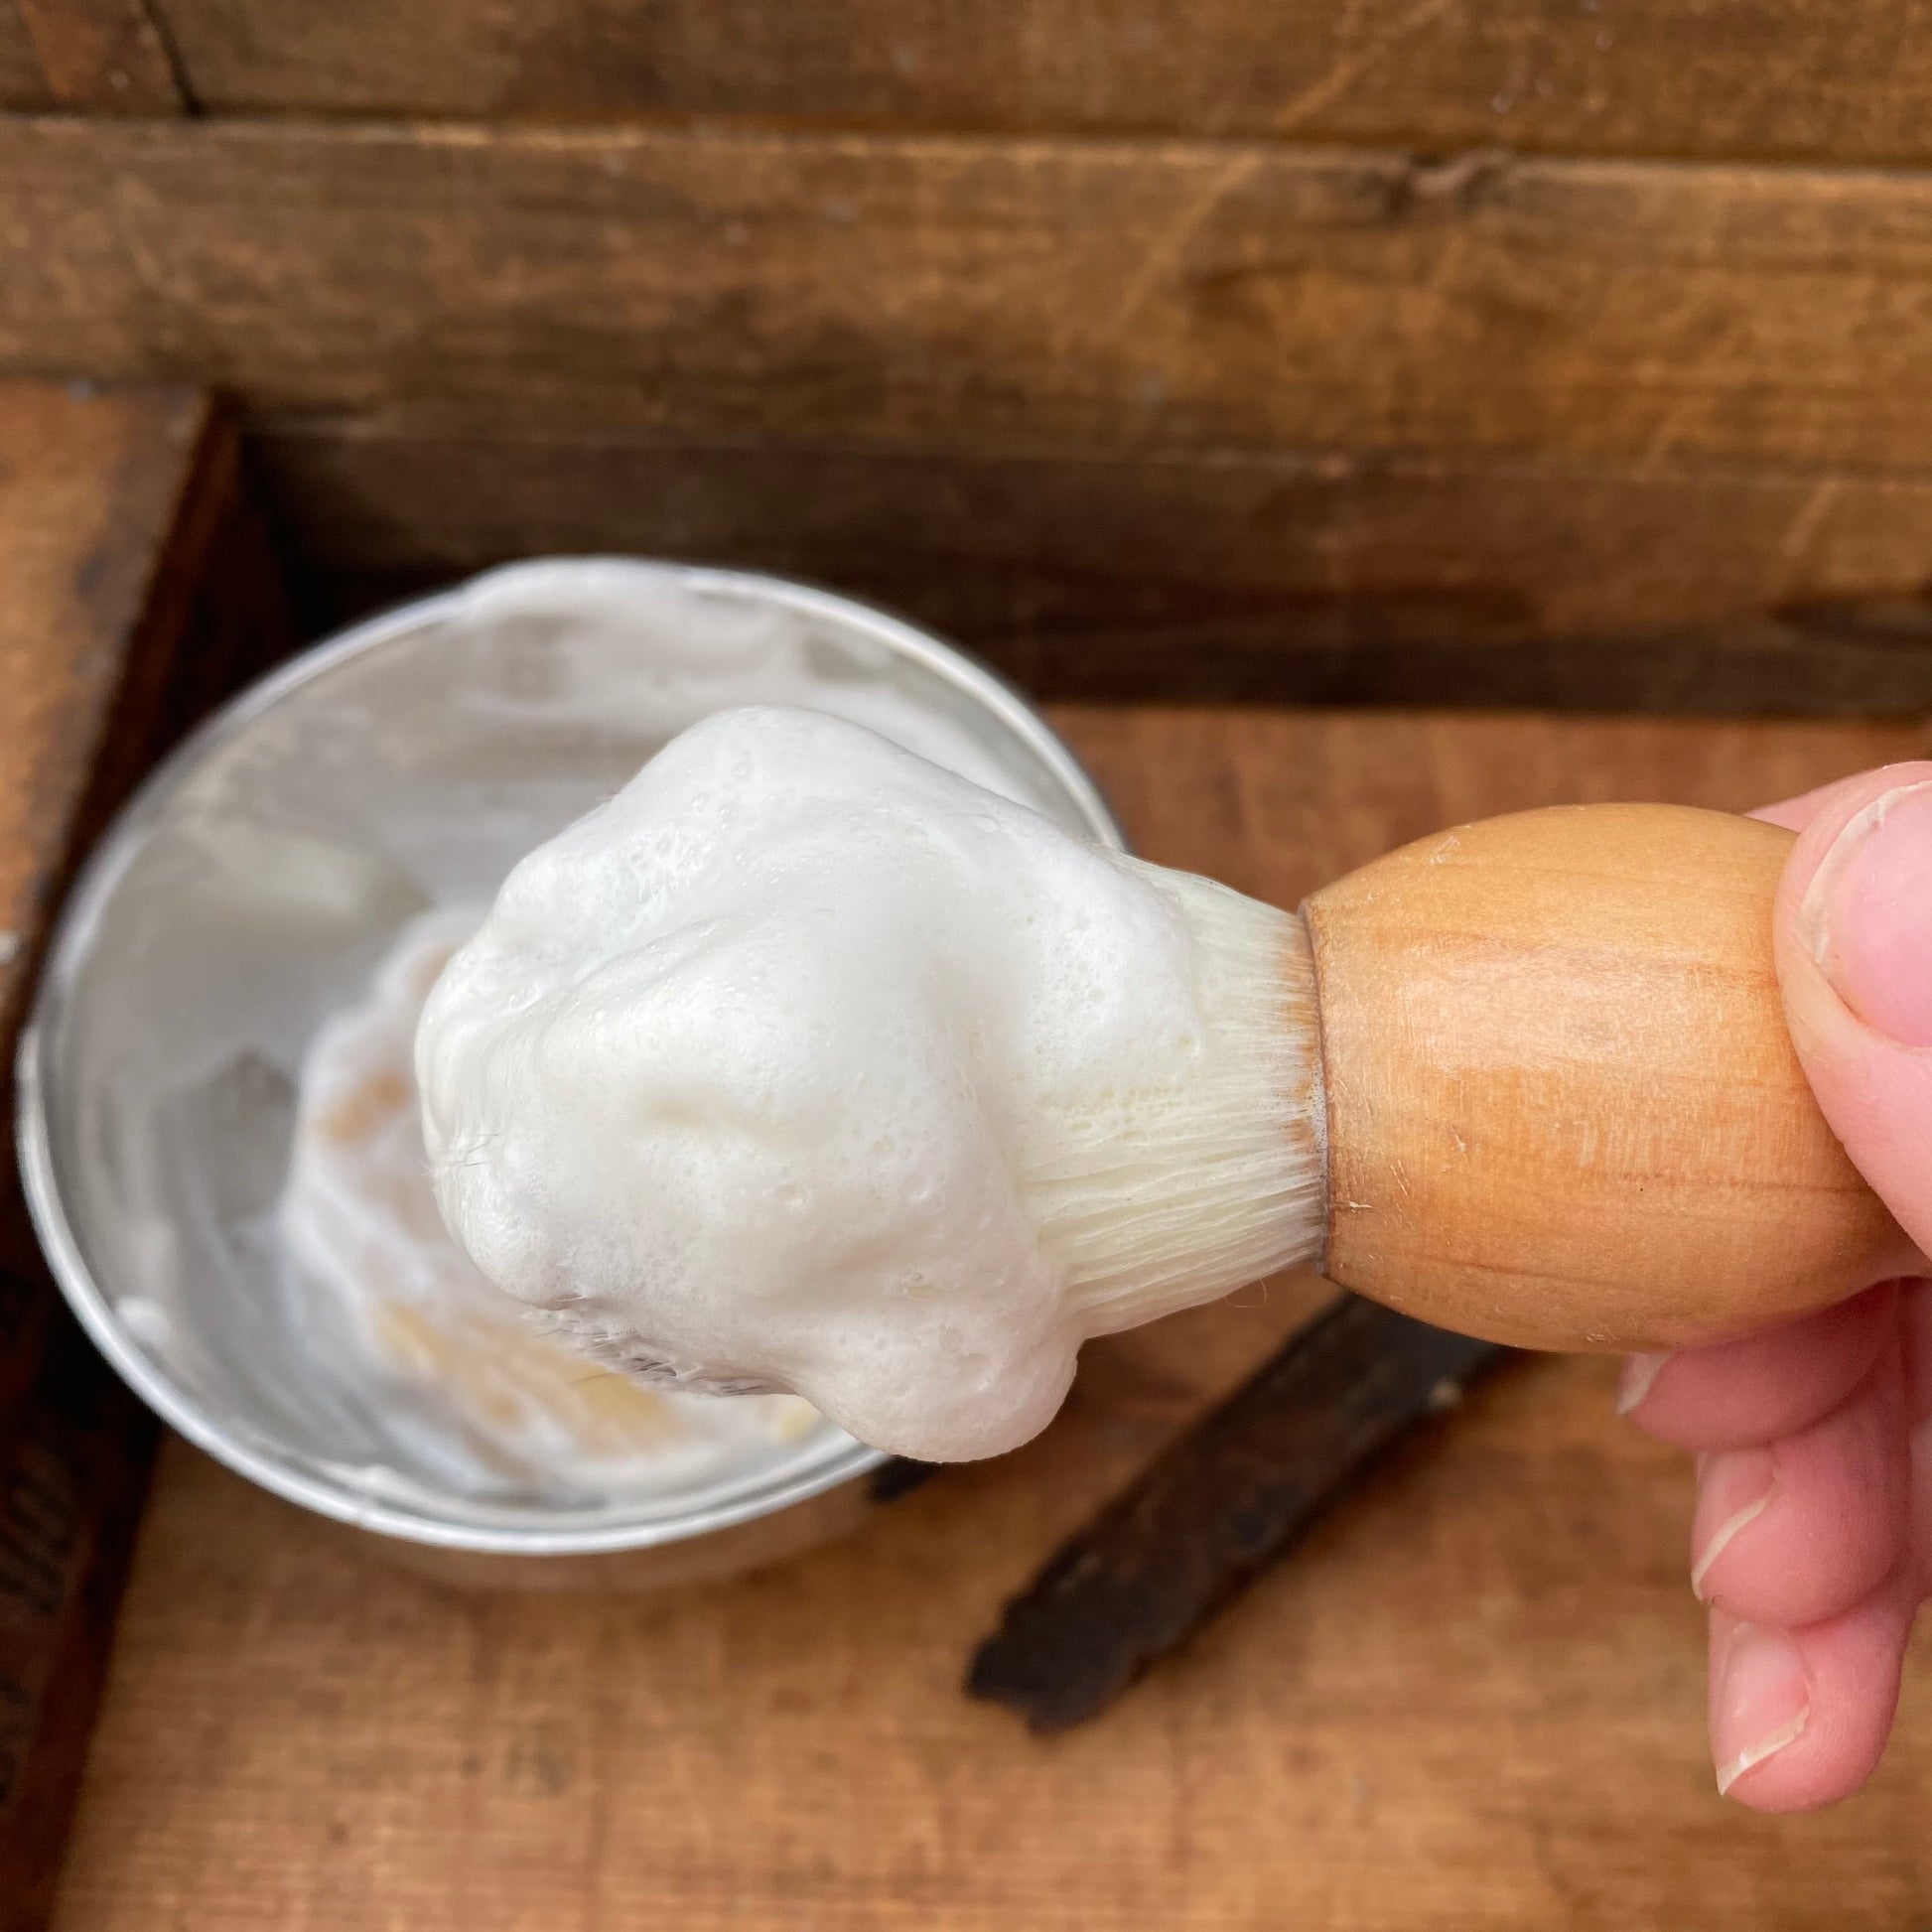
[284,903,824,1495]
[417,707,1912,1462]
[418,707,1321,1460]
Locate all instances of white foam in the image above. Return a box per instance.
[418,707,1322,1461]
[283,905,824,1493]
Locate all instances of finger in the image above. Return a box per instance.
[1617,1283,1895,1451]
[1905,1278,1932,1427]
[1752,783,1848,834]
[1774,761,1932,1268]
[1709,1576,1917,1811]
[1691,1346,1910,1627]
[1905,1283,1932,1593]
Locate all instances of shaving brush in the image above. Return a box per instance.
[422,709,1921,1462]
[1295,802,1915,1351]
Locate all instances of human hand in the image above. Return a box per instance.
[1618,761,1932,1810]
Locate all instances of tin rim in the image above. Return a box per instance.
[14,560,1126,1557]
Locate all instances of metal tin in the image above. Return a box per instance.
[16,559,1125,1588]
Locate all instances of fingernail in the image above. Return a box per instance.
[1801,779,1932,1046]
[1713,1622,1810,1796]
[1615,1351,1668,1416]
[1691,1449,1776,1600]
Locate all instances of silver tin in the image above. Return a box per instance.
[16,559,1124,1588]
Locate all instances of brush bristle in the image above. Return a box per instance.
[1024,862,1327,1338]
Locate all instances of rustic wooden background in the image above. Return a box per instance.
[6,16,1932,1923]
[7,0,1932,704]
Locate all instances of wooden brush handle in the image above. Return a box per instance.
[1302,803,1916,1353]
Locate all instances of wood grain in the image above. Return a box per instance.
[0,383,213,1044]
[139,0,1932,171]
[262,427,1932,713]
[52,706,1932,1932]
[9,1,186,112]
[1309,805,1911,1349]
[12,121,1932,475]
[0,379,259,1932]
[0,12,52,110]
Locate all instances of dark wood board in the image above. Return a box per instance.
[260,426,1932,714]
[12,121,1932,474]
[0,382,216,1066]
[125,0,1932,172]
[970,1298,1511,1731]
[0,11,51,110]
[47,704,1932,1932]
[7,1,187,112]
[0,378,289,1932]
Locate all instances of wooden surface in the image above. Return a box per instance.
[0,381,225,1100]
[50,706,1932,1932]
[262,430,1932,714]
[13,115,1932,705]
[0,13,49,109]
[8,1,188,112]
[970,1298,1508,1732]
[10,121,1932,475]
[8,7,1932,703]
[0,379,242,1932]
[34,0,1932,169]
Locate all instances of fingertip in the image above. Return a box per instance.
[1690,1447,1777,1603]
[1615,1351,1668,1417]
[1752,785,1843,834]
[1618,1286,1895,1451]
[1709,1580,1917,1812]
[1747,766,1932,836]
[1711,1615,1811,1800]
[1774,762,1932,1267]
[1760,762,1932,840]
[1690,1345,1909,1628]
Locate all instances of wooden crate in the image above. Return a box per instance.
[3,7,1932,1924]
[4,0,1932,703]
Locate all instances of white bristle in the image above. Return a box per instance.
[1025,865,1325,1332]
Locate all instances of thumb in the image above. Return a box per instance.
[1774,761,1932,1266]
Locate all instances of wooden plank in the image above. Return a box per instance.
[11,121,1932,475]
[0,382,207,1932]
[0,384,211,1038]
[262,425,1932,713]
[50,705,1932,1932]
[11,1,186,112]
[0,11,53,110]
[147,0,1932,171]
[970,1299,1509,1731]
[0,379,289,1932]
